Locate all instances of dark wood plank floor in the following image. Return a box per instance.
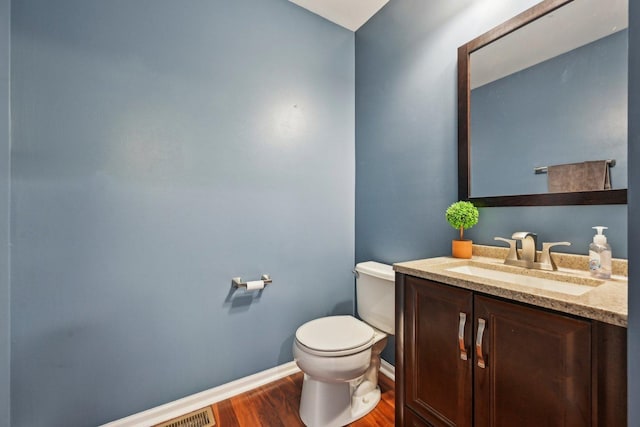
[210,372,395,426]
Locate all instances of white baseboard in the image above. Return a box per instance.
[101,361,301,427]
[380,358,395,381]
[102,359,396,427]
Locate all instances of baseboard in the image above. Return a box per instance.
[101,361,301,427]
[102,359,396,427]
[380,359,395,381]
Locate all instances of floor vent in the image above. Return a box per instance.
[155,407,216,427]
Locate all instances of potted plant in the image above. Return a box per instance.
[445,201,479,259]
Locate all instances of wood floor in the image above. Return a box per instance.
[210,372,395,426]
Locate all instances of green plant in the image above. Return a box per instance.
[445,201,479,240]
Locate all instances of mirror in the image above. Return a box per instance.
[458,0,628,206]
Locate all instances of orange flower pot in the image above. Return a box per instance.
[452,239,473,259]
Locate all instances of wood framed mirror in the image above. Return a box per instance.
[458,0,628,207]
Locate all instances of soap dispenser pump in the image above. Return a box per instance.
[589,226,611,279]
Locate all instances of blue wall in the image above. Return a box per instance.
[471,30,628,197]
[470,204,627,258]
[3,1,637,426]
[356,0,539,267]
[0,0,10,425]
[628,1,639,425]
[355,0,629,367]
[10,1,354,425]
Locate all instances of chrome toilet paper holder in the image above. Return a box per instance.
[232,274,272,289]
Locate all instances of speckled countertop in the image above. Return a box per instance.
[393,245,628,327]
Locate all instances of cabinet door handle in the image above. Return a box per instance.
[458,312,468,360]
[476,318,486,369]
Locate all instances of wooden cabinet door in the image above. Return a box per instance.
[473,295,592,427]
[405,407,436,427]
[405,276,473,427]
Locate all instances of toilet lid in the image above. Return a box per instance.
[295,315,374,352]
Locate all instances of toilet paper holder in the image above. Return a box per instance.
[232,274,272,289]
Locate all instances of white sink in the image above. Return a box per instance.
[446,264,602,296]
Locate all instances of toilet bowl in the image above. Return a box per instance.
[293,262,395,427]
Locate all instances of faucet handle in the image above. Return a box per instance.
[494,237,518,261]
[539,241,571,270]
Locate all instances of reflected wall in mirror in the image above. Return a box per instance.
[458,0,628,206]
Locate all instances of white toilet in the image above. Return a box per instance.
[293,261,395,427]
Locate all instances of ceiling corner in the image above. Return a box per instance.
[289,0,389,32]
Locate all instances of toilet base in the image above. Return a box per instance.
[297,334,388,427]
[350,381,382,422]
[299,375,381,427]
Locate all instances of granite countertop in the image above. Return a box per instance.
[393,245,628,327]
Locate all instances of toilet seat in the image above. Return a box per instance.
[295,315,375,356]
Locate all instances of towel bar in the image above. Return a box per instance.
[534,159,615,174]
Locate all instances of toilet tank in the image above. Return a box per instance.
[355,261,395,335]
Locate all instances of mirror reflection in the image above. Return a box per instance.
[468,0,627,199]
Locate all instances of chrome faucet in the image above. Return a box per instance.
[494,232,570,271]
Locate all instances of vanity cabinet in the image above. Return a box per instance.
[403,277,473,427]
[473,294,591,427]
[396,274,627,427]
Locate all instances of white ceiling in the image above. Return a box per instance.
[288,0,389,32]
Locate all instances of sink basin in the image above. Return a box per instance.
[445,263,603,296]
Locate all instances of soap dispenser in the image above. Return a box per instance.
[589,226,611,279]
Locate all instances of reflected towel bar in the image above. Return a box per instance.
[534,159,616,174]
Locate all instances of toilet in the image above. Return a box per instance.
[293,261,395,427]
